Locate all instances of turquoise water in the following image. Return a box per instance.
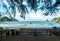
[0,21,58,24]
[0,21,57,24]
[0,21,60,27]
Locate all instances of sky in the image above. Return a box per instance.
[0,0,60,21]
[15,10,60,21]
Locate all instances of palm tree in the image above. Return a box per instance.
[0,0,60,19]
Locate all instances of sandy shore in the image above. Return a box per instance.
[0,36,60,41]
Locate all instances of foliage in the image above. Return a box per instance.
[0,27,3,30]
[0,16,18,21]
[0,0,60,19]
[52,17,60,23]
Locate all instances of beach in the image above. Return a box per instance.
[0,21,60,29]
[0,21,60,41]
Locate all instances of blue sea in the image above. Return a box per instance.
[0,21,57,24]
[0,21,60,28]
[0,21,59,24]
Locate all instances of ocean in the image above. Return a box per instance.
[0,21,60,29]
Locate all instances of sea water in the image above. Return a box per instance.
[0,21,60,29]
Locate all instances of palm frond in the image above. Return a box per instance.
[27,0,37,12]
[18,3,28,19]
[3,0,60,19]
[42,0,60,15]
